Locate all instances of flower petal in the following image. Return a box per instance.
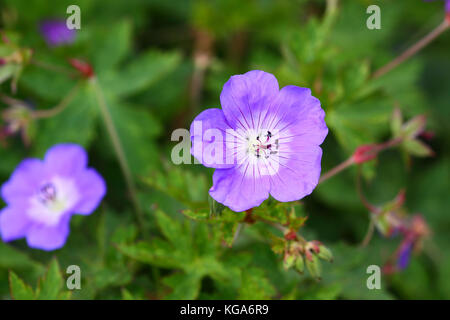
[220,70,279,131]
[265,86,328,146]
[1,159,46,205]
[190,108,237,168]
[268,145,323,202]
[0,205,32,242]
[73,168,106,215]
[26,215,71,251]
[44,144,88,177]
[209,163,270,212]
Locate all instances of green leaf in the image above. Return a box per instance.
[91,20,132,73]
[342,60,370,98]
[402,115,426,140]
[327,99,392,151]
[143,165,209,208]
[33,84,99,154]
[238,268,276,300]
[0,242,44,272]
[37,259,64,300]
[402,139,434,157]
[117,241,181,269]
[121,288,136,300]
[0,64,20,85]
[101,50,181,97]
[19,63,73,101]
[182,209,209,221]
[9,271,35,300]
[391,108,403,137]
[163,272,201,300]
[105,98,161,176]
[221,221,239,247]
[92,268,132,290]
[155,210,191,250]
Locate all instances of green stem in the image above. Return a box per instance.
[360,218,375,248]
[32,83,80,119]
[90,77,144,229]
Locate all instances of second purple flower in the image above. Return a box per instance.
[0,144,106,251]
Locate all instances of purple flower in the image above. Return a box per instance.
[190,70,328,212]
[39,19,76,47]
[0,144,106,250]
[424,0,450,13]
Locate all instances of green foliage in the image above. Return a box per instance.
[9,272,35,300]
[238,268,276,300]
[118,210,246,299]
[9,259,71,300]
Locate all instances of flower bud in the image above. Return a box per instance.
[283,254,296,270]
[317,244,333,262]
[284,230,297,241]
[295,254,305,274]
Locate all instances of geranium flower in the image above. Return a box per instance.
[424,0,450,13]
[190,70,327,212]
[0,144,106,250]
[39,19,76,47]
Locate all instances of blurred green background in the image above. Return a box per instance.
[0,0,449,300]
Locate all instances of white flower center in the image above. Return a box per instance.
[27,176,80,226]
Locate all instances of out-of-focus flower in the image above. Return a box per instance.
[190,70,328,212]
[424,0,450,13]
[374,192,430,273]
[363,188,430,273]
[0,98,35,146]
[279,234,332,279]
[391,215,430,271]
[397,241,413,270]
[39,19,76,47]
[0,144,106,251]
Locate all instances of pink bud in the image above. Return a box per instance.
[284,230,297,241]
[352,144,378,164]
[69,58,94,78]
